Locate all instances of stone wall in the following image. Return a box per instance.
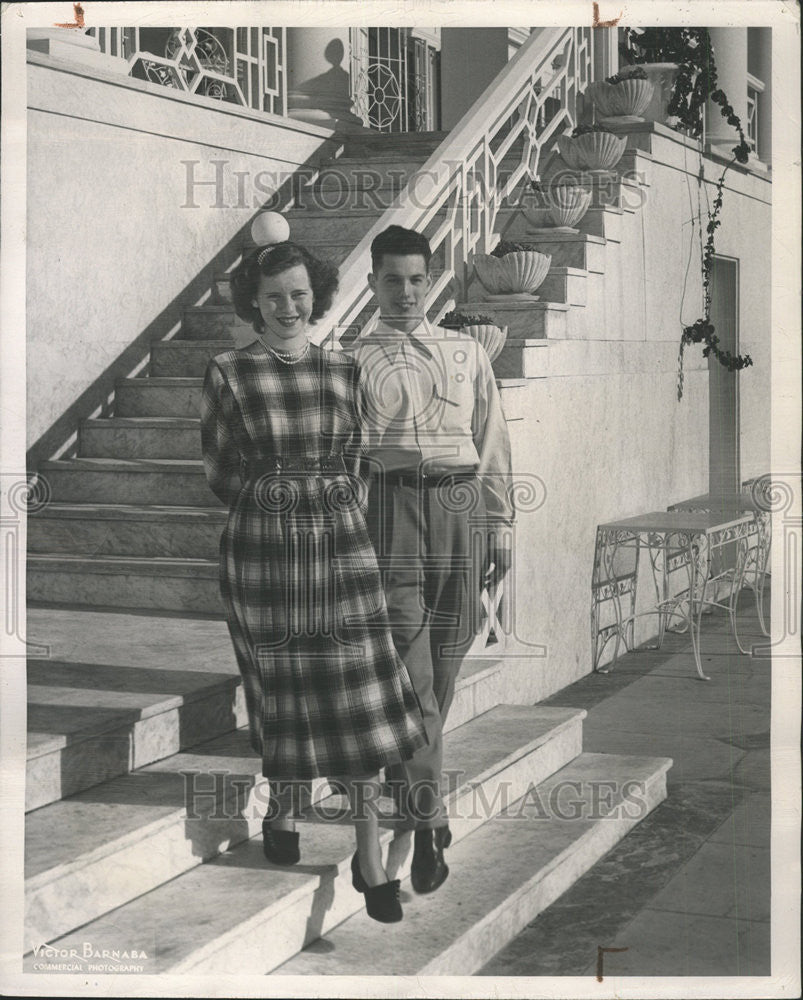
[26,53,334,463]
[490,126,770,698]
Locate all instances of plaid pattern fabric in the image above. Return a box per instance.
[200,343,427,779]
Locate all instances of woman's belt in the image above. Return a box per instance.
[243,454,348,481]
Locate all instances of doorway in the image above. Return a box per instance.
[708,255,741,496]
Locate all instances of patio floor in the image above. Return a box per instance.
[479,585,772,978]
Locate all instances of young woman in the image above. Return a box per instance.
[200,226,427,923]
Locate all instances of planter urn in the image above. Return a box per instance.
[473,250,552,299]
[638,62,682,127]
[460,324,509,363]
[556,131,627,172]
[586,77,655,123]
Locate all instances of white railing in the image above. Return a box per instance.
[86,27,287,116]
[314,26,593,347]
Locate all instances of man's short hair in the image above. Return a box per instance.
[370,225,432,273]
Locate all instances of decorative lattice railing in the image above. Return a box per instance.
[313,26,593,347]
[87,27,287,116]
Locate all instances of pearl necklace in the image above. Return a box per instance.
[259,336,311,365]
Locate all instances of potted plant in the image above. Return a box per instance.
[619,26,746,140]
[586,66,655,123]
[472,240,552,300]
[522,180,593,233]
[440,310,508,362]
[556,123,627,173]
[618,27,696,128]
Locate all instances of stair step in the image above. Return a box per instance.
[182,305,256,342]
[298,168,433,208]
[25,725,290,950]
[24,704,585,965]
[26,665,242,812]
[28,503,224,557]
[25,607,239,810]
[340,130,449,157]
[599,142,654,178]
[277,752,671,976]
[537,266,588,306]
[577,205,625,242]
[79,417,202,459]
[317,153,426,177]
[24,600,505,818]
[115,377,203,418]
[283,207,386,243]
[283,204,482,246]
[28,553,222,614]
[512,232,607,274]
[150,340,231,378]
[492,339,549,380]
[460,299,569,340]
[38,458,219,506]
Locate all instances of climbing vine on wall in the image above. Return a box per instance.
[622,27,755,398]
[677,169,752,399]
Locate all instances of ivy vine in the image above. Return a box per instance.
[677,163,753,398]
[621,27,754,397]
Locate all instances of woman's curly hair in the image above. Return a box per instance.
[230,242,339,333]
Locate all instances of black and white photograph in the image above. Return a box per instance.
[0,1,800,996]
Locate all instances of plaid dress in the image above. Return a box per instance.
[200,342,427,779]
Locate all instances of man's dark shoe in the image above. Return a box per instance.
[410,826,452,894]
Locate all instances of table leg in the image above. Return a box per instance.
[594,530,637,674]
[625,534,640,654]
[597,531,624,673]
[591,529,604,672]
[648,537,666,648]
[728,528,754,655]
[688,532,712,681]
[644,532,675,648]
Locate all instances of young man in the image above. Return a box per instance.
[347,224,514,894]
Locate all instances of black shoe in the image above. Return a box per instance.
[351,851,403,923]
[262,820,300,865]
[411,826,452,894]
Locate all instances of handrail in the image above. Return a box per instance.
[313,26,594,346]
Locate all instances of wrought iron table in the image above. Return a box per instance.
[592,510,755,681]
[667,492,771,642]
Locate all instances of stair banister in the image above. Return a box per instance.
[312,26,593,347]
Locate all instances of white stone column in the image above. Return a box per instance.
[754,28,772,165]
[286,28,366,132]
[705,28,749,155]
[592,27,619,82]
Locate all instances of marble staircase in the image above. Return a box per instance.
[24,604,670,971]
[25,129,671,974]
